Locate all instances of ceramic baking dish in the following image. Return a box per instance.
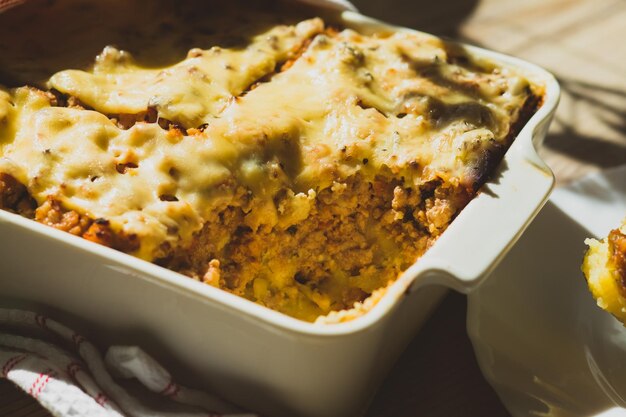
[0,5,559,417]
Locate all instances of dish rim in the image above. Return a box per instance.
[0,8,560,338]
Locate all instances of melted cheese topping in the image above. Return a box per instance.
[48,19,325,127]
[0,19,534,261]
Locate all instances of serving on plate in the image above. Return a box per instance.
[468,166,626,417]
[583,218,626,324]
[0,0,559,416]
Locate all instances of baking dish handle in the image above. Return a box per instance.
[405,114,556,295]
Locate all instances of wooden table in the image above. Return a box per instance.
[2,0,625,415]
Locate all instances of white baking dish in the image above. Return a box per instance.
[0,7,559,417]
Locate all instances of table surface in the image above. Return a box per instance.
[2,0,625,415]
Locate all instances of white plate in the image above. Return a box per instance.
[467,169,626,417]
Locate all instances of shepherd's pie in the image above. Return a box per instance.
[0,5,542,322]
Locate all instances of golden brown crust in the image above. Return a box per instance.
[465,90,542,192]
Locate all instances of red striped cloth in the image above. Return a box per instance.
[0,309,255,417]
[0,0,24,12]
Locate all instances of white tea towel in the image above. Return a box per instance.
[0,308,256,417]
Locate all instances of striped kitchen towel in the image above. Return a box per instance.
[0,308,256,417]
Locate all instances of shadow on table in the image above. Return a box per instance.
[545,78,626,168]
[365,291,511,417]
[350,0,479,36]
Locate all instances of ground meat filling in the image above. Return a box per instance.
[0,173,36,217]
[154,174,471,320]
[609,228,626,296]
[34,199,139,253]
[0,177,140,254]
[0,168,471,321]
